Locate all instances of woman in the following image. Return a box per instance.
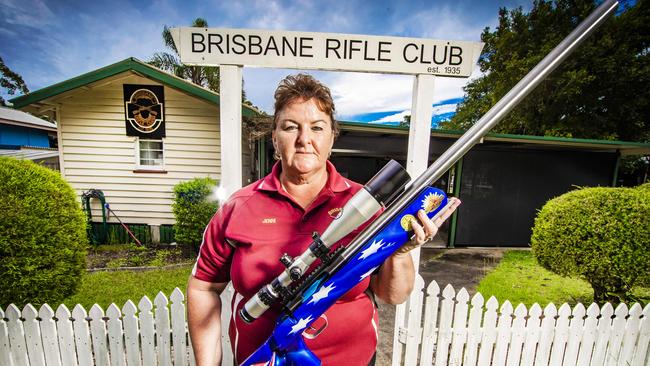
[187,74,460,365]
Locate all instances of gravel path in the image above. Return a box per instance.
[374,248,507,365]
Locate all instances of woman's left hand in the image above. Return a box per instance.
[394,197,461,256]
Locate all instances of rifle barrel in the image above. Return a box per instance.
[339,0,619,259]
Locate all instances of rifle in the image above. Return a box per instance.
[241,1,619,364]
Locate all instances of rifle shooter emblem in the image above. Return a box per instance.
[423,192,444,213]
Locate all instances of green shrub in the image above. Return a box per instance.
[172,177,219,251]
[0,157,88,307]
[637,182,650,191]
[531,186,650,303]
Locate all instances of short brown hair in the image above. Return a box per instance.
[273,74,339,138]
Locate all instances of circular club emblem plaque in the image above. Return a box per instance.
[126,89,163,133]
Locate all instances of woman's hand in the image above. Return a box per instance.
[394,197,461,256]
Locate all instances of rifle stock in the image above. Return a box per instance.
[241,1,618,364]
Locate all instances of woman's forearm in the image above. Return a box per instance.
[370,252,415,304]
[187,276,227,366]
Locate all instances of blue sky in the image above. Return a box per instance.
[0,0,532,126]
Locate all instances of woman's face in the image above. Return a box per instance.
[272,98,335,177]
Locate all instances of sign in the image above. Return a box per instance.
[170,28,483,77]
[123,84,165,138]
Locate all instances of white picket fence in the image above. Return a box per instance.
[2,281,649,366]
[0,286,237,366]
[392,277,650,366]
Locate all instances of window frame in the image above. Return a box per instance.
[135,137,165,172]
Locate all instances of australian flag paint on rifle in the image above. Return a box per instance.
[242,187,448,366]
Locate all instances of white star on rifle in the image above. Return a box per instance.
[360,266,379,280]
[289,315,314,335]
[359,239,385,260]
[307,283,336,305]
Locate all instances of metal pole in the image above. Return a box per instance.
[344,0,619,254]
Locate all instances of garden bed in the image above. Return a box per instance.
[86,244,196,270]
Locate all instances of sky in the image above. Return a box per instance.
[0,0,533,126]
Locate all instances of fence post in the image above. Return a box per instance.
[55,304,76,366]
[403,274,425,365]
[462,293,484,366]
[564,303,586,365]
[520,303,542,366]
[492,301,513,366]
[106,304,126,366]
[39,304,62,366]
[154,292,172,366]
[506,303,527,366]
[22,304,45,366]
[605,303,629,365]
[0,307,14,366]
[89,304,110,366]
[170,288,189,366]
[72,304,93,366]
[448,288,469,366]
[138,296,157,365]
[122,300,141,366]
[477,296,499,365]
[630,304,650,366]
[575,303,598,365]
[619,303,643,366]
[419,280,441,365]
[433,284,455,366]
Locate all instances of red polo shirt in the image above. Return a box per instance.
[193,161,378,365]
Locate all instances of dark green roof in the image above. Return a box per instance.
[10,57,261,117]
[339,120,650,154]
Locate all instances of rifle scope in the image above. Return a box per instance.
[240,160,410,323]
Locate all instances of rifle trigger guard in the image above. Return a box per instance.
[302,314,328,340]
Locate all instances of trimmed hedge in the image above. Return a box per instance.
[531,185,650,303]
[172,178,219,250]
[0,157,88,307]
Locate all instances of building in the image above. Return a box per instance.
[11,59,650,247]
[327,122,650,247]
[11,58,260,243]
[0,106,59,169]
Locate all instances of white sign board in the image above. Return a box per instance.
[170,28,483,77]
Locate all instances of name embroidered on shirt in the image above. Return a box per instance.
[262,218,276,224]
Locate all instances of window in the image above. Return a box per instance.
[137,138,164,169]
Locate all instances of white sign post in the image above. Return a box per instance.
[170,27,482,362]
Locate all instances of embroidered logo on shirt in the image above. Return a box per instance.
[328,207,343,219]
[262,218,276,224]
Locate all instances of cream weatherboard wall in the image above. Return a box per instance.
[58,74,226,226]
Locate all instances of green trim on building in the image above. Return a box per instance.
[448,157,463,248]
[338,120,650,151]
[10,57,261,117]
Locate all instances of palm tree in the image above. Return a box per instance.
[149,18,220,93]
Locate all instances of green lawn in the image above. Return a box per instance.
[62,264,193,310]
[477,250,649,307]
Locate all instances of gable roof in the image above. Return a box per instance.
[10,57,261,117]
[0,106,57,131]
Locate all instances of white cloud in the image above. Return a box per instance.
[0,0,55,27]
[432,102,459,115]
[391,5,484,41]
[328,66,482,118]
[328,72,412,117]
[367,100,460,124]
[368,110,411,124]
